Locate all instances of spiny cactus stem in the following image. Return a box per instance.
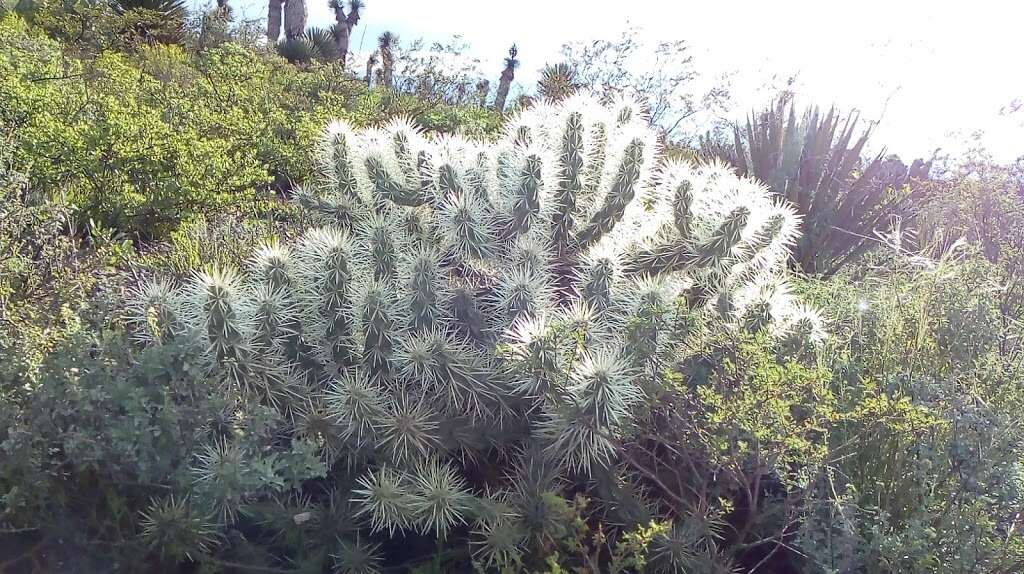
[437,164,464,204]
[628,239,693,275]
[366,157,423,207]
[577,138,645,247]
[695,205,751,267]
[553,112,585,255]
[507,154,543,238]
[329,133,359,197]
[672,180,693,238]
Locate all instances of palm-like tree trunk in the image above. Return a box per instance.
[267,0,284,42]
[475,79,489,107]
[377,32,397,90]
[334,17,352,66]
[494,44,518,112]
[331,0,363,68]
[364,52,378,85]
[282,0,307,41]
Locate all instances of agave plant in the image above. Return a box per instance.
[129,95,823,569]
[703,100,929,277]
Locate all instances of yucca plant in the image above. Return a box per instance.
[330,0,363,67]
[377,31,398,90]
[267,0,283,42]
[282,0,306,41]
[364,51,378,86]
[737,103,924,275]
[704,100,928,277]
[111,0,188,44]
[537,62,582,103]
[128,95,824,569]
[276,26,340,65]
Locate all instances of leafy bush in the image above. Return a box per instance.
[559,27,731,142]
[8,0,185,54]
[620,335,835,571]
[795,251,1024,572]
[0,119,129,388]
[0,18,266,237]
[916,160,1024,334]
[0,15,502,239]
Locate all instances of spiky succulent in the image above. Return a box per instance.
[332,536,384,574]
[139,496,219,562]
[471,514,528,570]
[126,277,182,345]
[191,439,254,520]
[376,392,441,463]
[409,458,474,537]
[647,518,729,574]
[351,466,418,535]
[705,100,927,277]
[129,95,824,549]
[325,370,386,444]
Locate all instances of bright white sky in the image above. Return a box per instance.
[216,0,1024,163]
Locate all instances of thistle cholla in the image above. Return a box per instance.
[129,96,824,561]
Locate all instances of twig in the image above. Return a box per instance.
[204,558,297,573]
[0,525,40,534]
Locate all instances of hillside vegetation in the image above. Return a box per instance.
[1,4,1023,573]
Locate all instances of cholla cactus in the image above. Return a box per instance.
[332,536,384,574]
[471,513,527,569]
[139,496,219,563]
[351,466,418,534]
[128,95,824,559]
[127,278,183,345]
[191,439,256,520]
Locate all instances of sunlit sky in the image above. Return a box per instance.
[208,0,1024,163]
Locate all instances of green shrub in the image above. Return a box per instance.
[916,162,1024,334]
[0,119,130,388]
[795,253,1024,573]
[0,18,267,237]
[0,15,504,240]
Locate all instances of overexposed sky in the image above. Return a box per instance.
[214,0,1024,163]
